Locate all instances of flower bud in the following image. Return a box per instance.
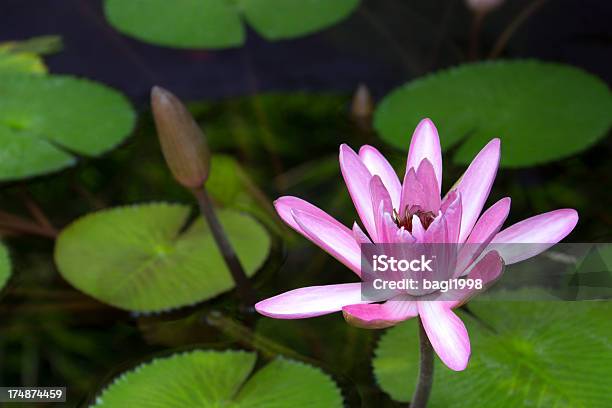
[151,86,210,189]
[465,0,505,14]
[351,83,374,122]
[351,83,374,133]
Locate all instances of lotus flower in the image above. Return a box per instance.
[255,119,578,371]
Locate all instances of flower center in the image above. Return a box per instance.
[393,206,436,232]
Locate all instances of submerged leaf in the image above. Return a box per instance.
[104,0,359,49]
[373,301,612,406]
[375,61,612,167]
[0,74,135,181]
[54,203,270,312]
[92,350,343,407]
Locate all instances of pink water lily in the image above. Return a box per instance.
[255,119,578,371]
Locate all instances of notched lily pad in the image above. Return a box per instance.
[54,203,270,312]
[373,301,612,406]
[104,0,359,49]
[374,60,612,167]
[92,350,343,407]
[0,74,135,181]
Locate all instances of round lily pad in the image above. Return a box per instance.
[0,243,11,291]
[0,74,135,181]
[54,203,270,312]
[92,350,343,407]
[373,301,612,406]
[374,60,612,167]
[104,0,359,49]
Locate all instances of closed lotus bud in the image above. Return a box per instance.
[465,0,505,13]
[151,86,210,189]
[351,83,374,121]
[351,83,374,133]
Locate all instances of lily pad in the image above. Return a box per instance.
[92,350,343,407]
[0,243,11,291]
[0,48,46,74]
[0,74,135,181]
[373,301,612,406]
[54,203,270,312]
[374,60,612,167]
[104,0,359,49]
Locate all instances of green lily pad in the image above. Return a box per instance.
[104,0,359,49]
[0,74,135,181]
[54,203,270,312]
[0,48,46,74]
[0,243,11,291]
[373,301,612,406]
[374,60,612,167]
[92,350,343,407]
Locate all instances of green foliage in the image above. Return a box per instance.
[240,0,360,41]
[373,301,612,407]
[0,48,46,74]
[0,74,135,180]
[104,0,359,49]
[92,350,343,407]
[192,92,350,161]
[207,154,283,234]
[375,60,612,167]
[54,203,270,312]
[0,243,11,291]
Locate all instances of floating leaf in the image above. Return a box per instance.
[0,48,46,74]
[92,350,343,407]
[0,243,11,291]
[0,74,135,180]
[0,36,63,56]
[240,0,360,41]
[373,301,612,406]
[375,61,612,167]
[104,0,359,49]
[55,203,270,312]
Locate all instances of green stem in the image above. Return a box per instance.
[411,317,434,408]
[192,187,256,306]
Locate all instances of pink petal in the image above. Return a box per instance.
[359,145,402,209]
[406,119,443,193]
[443,192,462,244]
[457,197,510,273]
[342,296,418,329]
[340,144,376,239]
[465,197,511,244]
[425,193,461,243]
[292,209,362,276]
[489,209,578,264]
[352,222,371,244]
[274,196,348,236]
[399,168,427,214]
[370,175,393,242]
[416,159,441,212]
[418,301,471,371]
[255,283,367,319]
[427,250,504,306]
[450,139,501,243]
[425,214,448,244]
